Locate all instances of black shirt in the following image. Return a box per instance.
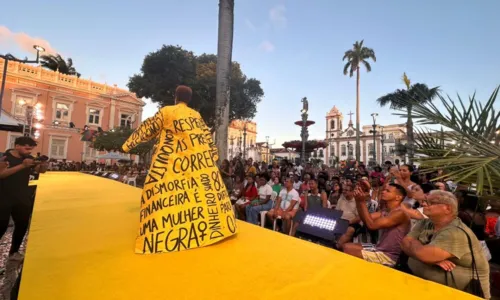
[2,152,35,201]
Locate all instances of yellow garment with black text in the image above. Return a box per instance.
[122,102,237,254]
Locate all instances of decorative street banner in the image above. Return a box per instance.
[122,103,237,254]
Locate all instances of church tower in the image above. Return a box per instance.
[325,106,343,164]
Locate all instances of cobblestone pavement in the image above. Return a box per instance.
[0,226,25,300]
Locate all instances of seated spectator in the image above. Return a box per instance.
[328,182,342,209]
[496,216,500,237]
[419,173,435,194]
[458,194,486,241]
[246,174,274,225]
[235,175,258,220]
[342,182,410,267]
[300,173,311,194]
[336,184,361,249]
[268,172,277,186]
[401,190,490,299]
[266,177,300,234]
[303,178,328,211]
[271,177,282,195]
[370,166,385,181]
[292,174,302,191]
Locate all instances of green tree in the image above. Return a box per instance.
[376,73,439,164]
[214,0,235,161]
[91,127,155,164]
[127,45,263,130]
[343,40,376,162]
[40,54,81,77]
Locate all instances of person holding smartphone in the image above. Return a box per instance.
[0,137,48,261]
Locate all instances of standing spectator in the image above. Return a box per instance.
[220,159,233,193]
[246,159,257,177]
[271,160,280,177]
[0,137,48,261]
[401,191,490,299]
[296,163,304,177]
[246,174,274,225]
[233,159,245,183]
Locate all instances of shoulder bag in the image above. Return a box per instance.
[444,226,484,298]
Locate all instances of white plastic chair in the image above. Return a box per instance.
[127,176,137,187]
[260,191,278,227]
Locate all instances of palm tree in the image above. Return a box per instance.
[214,0,234,161]
[40,54,81,78]
[376,73,439,164]
[404,86,500,197]
[343,40,376,162]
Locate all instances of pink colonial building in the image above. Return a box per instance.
[0,57,144,162]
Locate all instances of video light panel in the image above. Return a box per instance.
[303,215,337,231]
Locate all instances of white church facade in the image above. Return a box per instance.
[324,106,408,166]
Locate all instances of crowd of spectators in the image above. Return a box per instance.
[222,155,500,299]
[3,142,499,298]
[46,159,149,187]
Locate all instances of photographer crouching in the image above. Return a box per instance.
[0,137,48,261]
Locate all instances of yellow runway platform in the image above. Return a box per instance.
[20,172,477,299]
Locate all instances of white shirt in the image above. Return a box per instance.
[258,184,273,200]
[293,181,302,191]
[335,195,359,222]
[279,188,300,210]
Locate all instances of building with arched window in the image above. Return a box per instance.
[0,58,144,162]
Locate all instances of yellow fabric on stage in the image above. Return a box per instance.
[20,173,478,300]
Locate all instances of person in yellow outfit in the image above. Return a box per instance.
[122,85,237,254]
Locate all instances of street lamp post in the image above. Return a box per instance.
[380,126,385,164]
[0,45,45,117]
[229,136,236,160]
[266,136,275,163]
[369,113,378,165]
[242,121,247,160]
[265,136,269,163]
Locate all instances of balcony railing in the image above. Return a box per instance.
[0,57,137,98]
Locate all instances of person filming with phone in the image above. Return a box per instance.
[0,137,48,261]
